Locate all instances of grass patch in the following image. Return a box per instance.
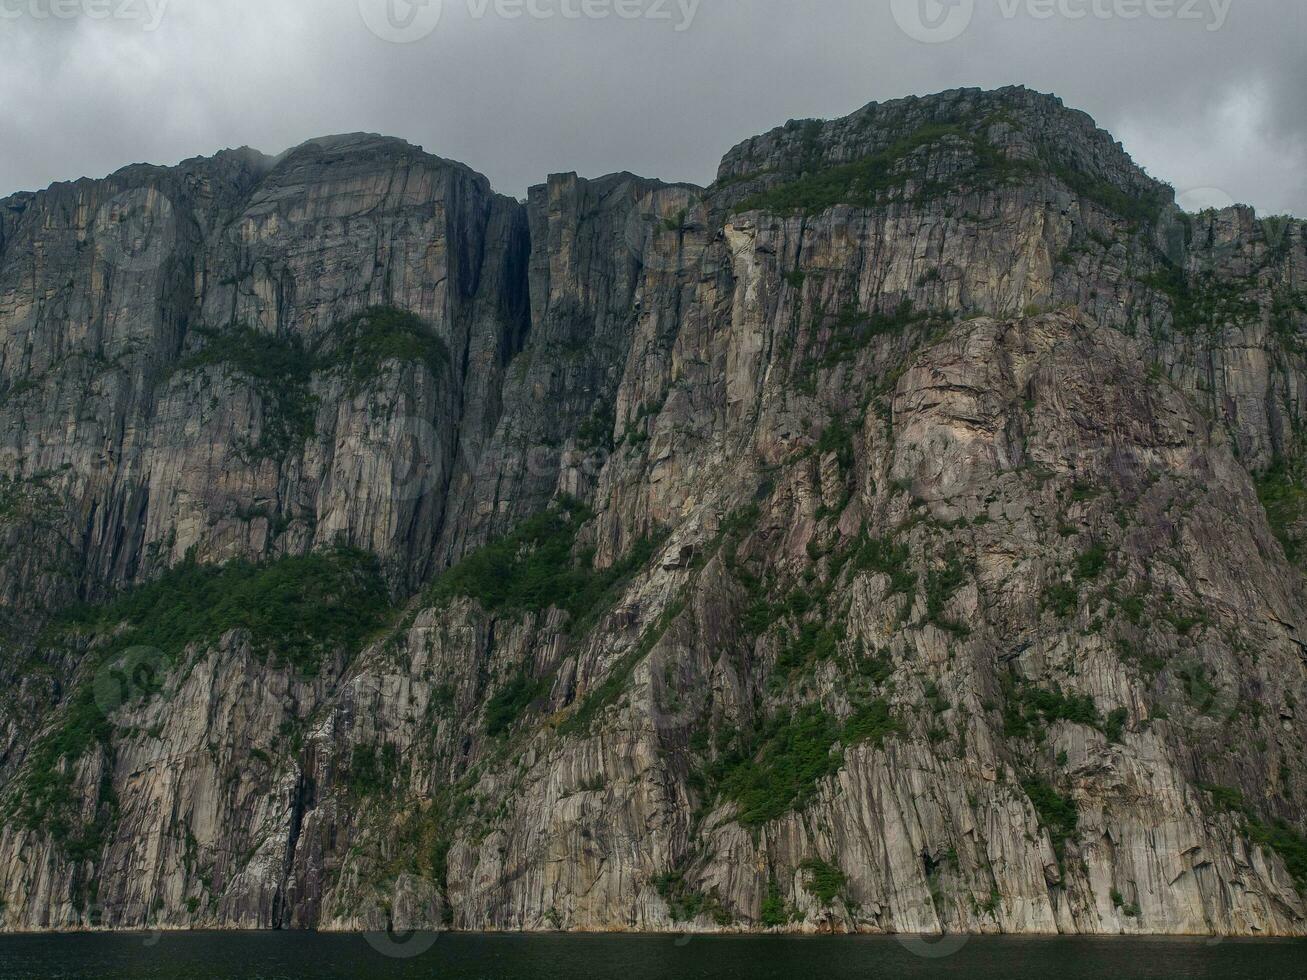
[0,473,59,529]
[706,697,904,827]
[1075,543,1109,580]
[62,546,390,675]
[349,742,400,798]
[800,858,847,905]
[576,403,616,452]
[924,550,968,634]
[843,698,901,746]
[1022,776,1079,867]
[175,307,450,460]
[1270,290,1307,351]
[484,667,550,738]
[430,498,667,739]
[1003,677,1101,741]
[1104,707,1129,744]
[1046,163,1169,228]
[716,705,844,827]
[324,306,450,391]
[557,594,686,738]
[760,877,792,927]
[815,417,855,471]
[428,497,660,633]
[1256,462,1307,565]
[772,621,840,688]
[851,533,917,597]
[732,112,1169,229]
[6,688,115,856]
[1174,660,1222,716]
[804,301,940,379]
[1043,581,1079,618]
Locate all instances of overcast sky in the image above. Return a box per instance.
[1,0,1303,215]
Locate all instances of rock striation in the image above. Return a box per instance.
[0,86,1305,936]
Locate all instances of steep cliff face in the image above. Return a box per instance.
[1,86,1305,936]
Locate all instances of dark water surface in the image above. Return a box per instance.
[0,932,1304,979]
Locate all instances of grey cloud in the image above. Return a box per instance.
[0,0,1302,215]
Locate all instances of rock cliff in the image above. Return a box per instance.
[0,86,1305,936]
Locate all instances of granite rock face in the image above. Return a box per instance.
[0,87,1305,936]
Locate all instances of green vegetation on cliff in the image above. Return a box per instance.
[428,496,662,633]
[7,547,391,855]
[176,306,450,459]
[557,592,687,738]
[425,496,667,737]
[484,668,551,738]
[654,870,731,925]
[795,300,944,394]
[1203,785,1307,893]
[1003,677,1101,740]
[800,858,849,906]
[326,306,451,391]
[1022,776,1079,867]
[62,546,390,674]
[179,324,318,460]
[844,698,902,746]
[349,742,401,798]
[733,122,1017,215]
[1043,160,1170,228]
[1137,267,1261,337]
[1256,461,1307,565]
[732,114,1169,227]
[701,696,904,828]
[715,705,845,826]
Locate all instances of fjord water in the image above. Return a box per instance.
[0,934,1304,980]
